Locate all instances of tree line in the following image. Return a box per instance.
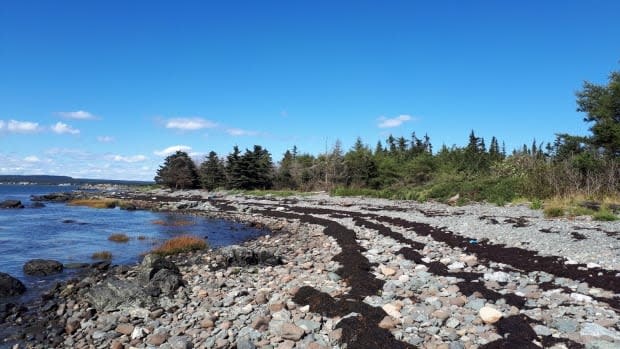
[155,69,619,202]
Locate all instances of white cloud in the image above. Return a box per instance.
[377,114,413,128]
[51,122,80,135]
[226,128,259,136]
[0,119,41,133]
[24,155,40,163]
[165,117,217,131]
[154,145,192,157]
[108,154,148,163]
[56,110,98,120]
[97,135,115,143]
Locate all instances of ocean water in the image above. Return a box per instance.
[0,184,266,301]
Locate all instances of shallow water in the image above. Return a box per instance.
[0,184,266,302]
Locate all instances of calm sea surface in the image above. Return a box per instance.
[0,184,266,301]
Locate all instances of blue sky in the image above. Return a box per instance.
[1,1,619,180]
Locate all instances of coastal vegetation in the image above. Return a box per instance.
[108,233,130,243]
[69,198,119,209]
[151,235,208,256]
[91,251,112,260]
[154,69,620,215]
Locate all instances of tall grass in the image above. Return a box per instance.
[108,233,130,243]
[69,198,118,209]
[151,235,208,256]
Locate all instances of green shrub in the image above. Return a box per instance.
[529,199,543,210]
[593,210,618,221]
[544,206,564,218]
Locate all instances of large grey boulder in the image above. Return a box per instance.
[86,277,153,311]
[0,200,24,209]
[0,272,26,297]
[23,259,63,276]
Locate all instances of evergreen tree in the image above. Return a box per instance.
[226,146,242,189]
[199,151,226,190]
[344,138,378,187]
[576,70,620,156]
[154,151,200,190]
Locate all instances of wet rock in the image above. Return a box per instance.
[23,259,63,276]
[0,200,24,209]
[0,272,26,297]
[147,268,183,295]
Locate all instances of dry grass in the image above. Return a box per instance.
[69,198,118,209]
[108,233,130,243]
[150,219,195,227]
[91,250,112,260]
[151,235,208,256]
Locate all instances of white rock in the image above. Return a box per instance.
[479,306,503,324]
[131,326,145,340]
[380,265,397,276]
[448,262,465,270]
[382,304,402,319]
[484,271,510,283]
[586,262,601,269]
[570,293,593,303]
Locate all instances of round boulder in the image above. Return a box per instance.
[23,259,64,276]
[0,272,26,297]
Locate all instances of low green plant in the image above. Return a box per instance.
[593,210,618,221]
[543,206,564,218]
[529,199,543,210]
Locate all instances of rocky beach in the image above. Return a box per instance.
[1,189,619,349]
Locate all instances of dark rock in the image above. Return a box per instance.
[0,272,26,297]
[215,245,282,268]
[85,277,153,312]
[91,261,111,271]
[64,262,90,269]
[119,203,137,211]
[148,268,183,295]
[23,259,64,276]
[0,200,24,209]
[137,254,180,284]
[30,202,45,208]
[31,193,73,202]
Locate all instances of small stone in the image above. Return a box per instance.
[479,306,502,324]
[200,318,214,328]
[380,265,397,276]
[281,323,304,340]
[65,318,80,335]
[533,325,552,336]
[255,291,268,304]
[448,262,465,270]
[131,327,146,340]
[147,333,168,346]
[110,340,123,349]
[252,316,270,331]
[168,335,192,349]
[379,316,397,329]
[116,323,134,336]
[382,303,401,318]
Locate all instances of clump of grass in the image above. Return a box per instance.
[137,235,147,240]
[69,198,118,209]
[91,250,112,260]
[108,233,130,243]
[529,199,543,210]
[593,210,619,221]
[150,219,194,227]
[543,206,564,218]
[151,235,208,256]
